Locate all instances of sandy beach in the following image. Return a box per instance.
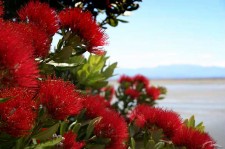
[110,79,225,147]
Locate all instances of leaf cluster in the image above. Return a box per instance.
[2,0,142,28]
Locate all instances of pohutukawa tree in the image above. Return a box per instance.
[0,0,217,149]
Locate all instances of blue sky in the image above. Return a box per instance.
[105,0,225,68]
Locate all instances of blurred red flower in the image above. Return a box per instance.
[130,105,182,138]
[118,75,133,84]
[39,79,83,120]
[0,87,37,137]
[18,1,59,36]
[26,24,51,58]
[125,88,140,99]
[59,8,107,55]
[0,23,39,89]
[172,126,215,149]
[12,23,51,58]
[133,74,149,88]
[83,95,128,149]
[63,131,85,149]
[83,95,110,118]
[94,109,128,149]
[146,86,160,100]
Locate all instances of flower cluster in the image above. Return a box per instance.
[17,1,58,57]
[18,1,59,36]
[0,88,37,137]
[114,74,166,115]
[0,23,39,89]
[59,8,107,55]
[38,79,83,120]
[63,131,85,149]
[130,105,215,149]
[129,104,182,138]
[0,0,107,141]
[0,1,217,149]
[118,74,164,101]
[83,95,128,149]
[172,126,215,149]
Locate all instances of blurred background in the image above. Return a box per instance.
[105,0,225,147]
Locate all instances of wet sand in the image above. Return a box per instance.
[110,79,225,147]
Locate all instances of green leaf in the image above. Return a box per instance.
[87,74,105,85]
[102,62,117,79]
[188,115,195,127]
[0,133,17,149]
[59,121,68,135]
[91,81,108,89]
[0,140,16,149]
[0,97,10,103]
[53,46,73,63]
[155,142,165,149]
[129,124,139,137]
[33,123,59,141]
[74,54,116,89]
[56,39,63,51]
[127,3,139,11]
[129,124,135,137]
[151,129,163,142]
[63,31,72,41]
[145,140,155,149]
[76,109,87,121]
[72,123,82,134]
[76,54,109,88]
[184,115,205,132]
[25,137,62,149]
[68,121,77,130]
[107,18,118,27]
[39,63,55,75]
[66,34,82,48]
[130,137,136,149]
[91,137,111,144]
[117,19,129,23]
[66,55,85,64]
[195,122,205,132]
[88,54,106,72]
[85,117,102,140]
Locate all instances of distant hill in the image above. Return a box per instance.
[113,65,225,79]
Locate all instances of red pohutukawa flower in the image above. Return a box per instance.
[146,86,161,100]
[125,88,140,99]
[11,23,51,58]
[28,24,51,57]
[133,74,149,88]
[38,79,83,120]
[172,126,216,149]
[0,87,37,137]
[83,95,110,118]
[18,1,59,36]
[59,8,107,55]
[129,105,182,138]
[94,110,128,149]
[118,75,133,84]
[0,23,39,89]
[83,95,128,149]
[63,131,85,149]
